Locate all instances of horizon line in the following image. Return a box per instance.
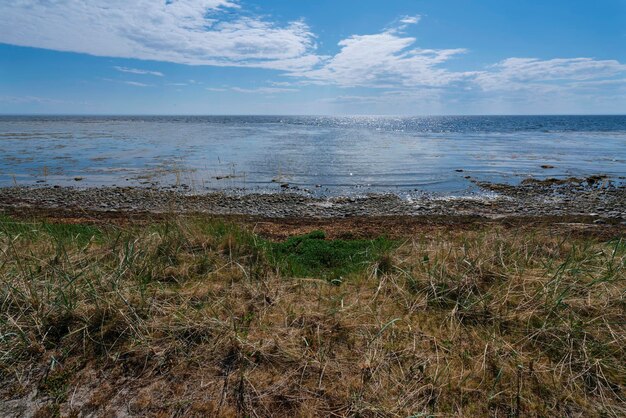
[2,113,626,117]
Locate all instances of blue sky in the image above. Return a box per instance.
[1,0,625,115]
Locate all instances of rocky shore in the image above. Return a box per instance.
[1,175,625,220]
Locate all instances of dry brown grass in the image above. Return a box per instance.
[0,215,624,417]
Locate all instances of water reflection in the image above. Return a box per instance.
[0,115,624,196]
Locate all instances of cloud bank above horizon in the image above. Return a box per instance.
[1,0,625,114]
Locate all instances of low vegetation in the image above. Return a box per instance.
[0,214,624,416]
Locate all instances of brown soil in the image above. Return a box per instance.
[3,206,624,241]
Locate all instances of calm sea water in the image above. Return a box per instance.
[1,115,625,196]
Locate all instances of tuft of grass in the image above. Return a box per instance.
[266,230,396,281]
[0,214,100,245]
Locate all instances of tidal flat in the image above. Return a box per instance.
[1,174,625,220]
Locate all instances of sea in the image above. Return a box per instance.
[1,115,625,197]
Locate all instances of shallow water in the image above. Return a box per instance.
[1,115,625,196]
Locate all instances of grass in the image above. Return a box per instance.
[0,214,624,417]
[267,230,394,282]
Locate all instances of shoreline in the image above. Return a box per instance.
[1,175,625,221]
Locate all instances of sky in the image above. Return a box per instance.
[1,0,625,115]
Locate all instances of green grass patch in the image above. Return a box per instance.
[0,214,101,245]
[266,230,395,281]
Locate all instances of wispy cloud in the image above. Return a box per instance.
[474,58,626,91]
[567,78,626,88]
[101,78,152,87]
[400,15,421,25]
[268,81,296,87]
[0,0,320,71]
[123,81,151,87]
[114,66,164,77]
[204,86,297,93]
[318,89,442,105]
[231,87,299,93]
[0,95,67,104]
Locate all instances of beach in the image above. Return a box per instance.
[1,174,625,220]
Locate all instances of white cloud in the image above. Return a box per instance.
[123,81,151,87]
[101,78,152,87]
[203,86,298,93]
[474,58,626,91]
[295,30,468,88]
[0,95,67,104]
[400,15,421,25]
[290,19,625,93]
[0,0,319,71]
[231,87,298,94]
[319,88,441,105]
[268,81,296,87]
[567,78,626,88]
[1,2,624,105]
[0,4,460,87]
[114,66,164,77]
